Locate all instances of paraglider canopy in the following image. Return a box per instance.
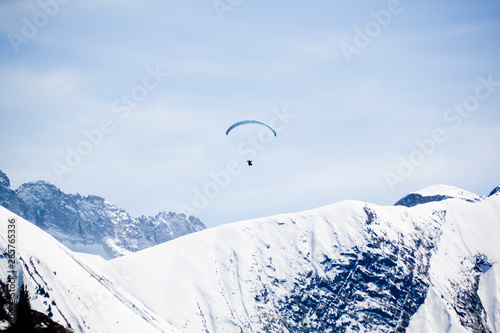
[226,120,277,136]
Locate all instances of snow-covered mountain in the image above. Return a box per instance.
[101,185,500,332]
[1,184,499,332]
[0,170,205,259]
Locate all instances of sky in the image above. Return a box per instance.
[0,0,499,228]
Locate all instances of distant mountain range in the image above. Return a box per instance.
[0,170,205,258]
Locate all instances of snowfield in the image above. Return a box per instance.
[0,206,180,333]
[1,186,500,332]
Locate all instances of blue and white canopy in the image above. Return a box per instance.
[226,120,277,136]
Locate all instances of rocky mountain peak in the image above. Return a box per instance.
[0,170,10,188]
[395,185,484,207]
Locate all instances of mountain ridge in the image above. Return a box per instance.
[0,170,205,259]
[394,184,487,207]
[100,185,500,332]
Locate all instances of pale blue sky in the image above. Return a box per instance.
[1,0,499,228]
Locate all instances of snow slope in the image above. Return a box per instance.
[101,190,500,332]
[0,206,180,333]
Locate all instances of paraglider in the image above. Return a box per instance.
[226,120,276,166]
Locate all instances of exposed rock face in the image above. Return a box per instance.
[253,207,444,332]
[489,186,500,197]
[395,193,452,207]
[0,170,20,215]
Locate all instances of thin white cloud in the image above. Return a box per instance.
[0,66,86,101]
